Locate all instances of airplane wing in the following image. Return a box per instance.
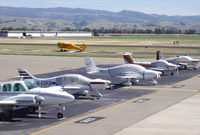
[63,86,81,90]
[115,72,139,79]
[0,100,16,105]
[87,71,99,74]
[149,68,166,71]
[0,94,42,106]
[178,63,188,65]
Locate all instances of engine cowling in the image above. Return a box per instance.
[12,94,44,106]
[143,70,161,80]
[89,81,106,90]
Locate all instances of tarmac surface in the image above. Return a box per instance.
[0,43,200,49]
[0,55,199,135]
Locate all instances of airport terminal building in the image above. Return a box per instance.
[0,31,93,38]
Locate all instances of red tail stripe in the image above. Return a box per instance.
[124,55,134,64]
[19,73,30,76]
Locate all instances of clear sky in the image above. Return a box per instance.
[0,0,199,16]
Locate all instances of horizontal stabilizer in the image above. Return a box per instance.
[63,86,81,90]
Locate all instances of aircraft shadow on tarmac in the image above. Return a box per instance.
[0,107,55,122]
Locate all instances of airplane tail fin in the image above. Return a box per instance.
[80,44,86,50]
[156,51,163,60]
[17,68,37,81]
[84,57,99,74]
[122,52,135,64]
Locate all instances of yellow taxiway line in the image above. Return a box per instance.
[30,73,200,135]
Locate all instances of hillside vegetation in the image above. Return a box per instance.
[0,6,200,32]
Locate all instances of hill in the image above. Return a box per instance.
[0,6,200,31]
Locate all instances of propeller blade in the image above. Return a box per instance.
[38,104,41,118]
[176,66,179,74]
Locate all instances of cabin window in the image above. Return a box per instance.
[24,81,38,90]
[2,84,11,92]
[13,83,26,92]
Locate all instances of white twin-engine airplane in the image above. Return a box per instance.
[123,52,178,75]
[18,68,111,98]
[84,57,162,86]
[156,51,200,70]
[0,80,74,120]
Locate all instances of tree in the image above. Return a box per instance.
[93,29,99,36]
[22,27,27,31]
[62,27,72,31]
[8,26,14,31]
[1,27,8,30]
[184,29,196,34]
[82,28,91,32]
[155,28,163,34]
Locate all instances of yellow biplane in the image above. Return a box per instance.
[58,42,86,52]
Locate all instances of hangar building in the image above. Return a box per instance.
[0,31,93,38]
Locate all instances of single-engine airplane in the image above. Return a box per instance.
[156,51,200,70]
[58,42,86,52]
[84,57,162,86]
[0,80,74,120]
[123,52,178,75]
[18,68,110,98]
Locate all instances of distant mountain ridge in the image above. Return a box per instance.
[0,6,200,31]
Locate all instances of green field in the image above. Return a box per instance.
[0,34,199,58]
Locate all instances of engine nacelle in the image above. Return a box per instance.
[89,81,106,90]
[78,90,89,96]
[143,70,161,80]
[10,94,40,106]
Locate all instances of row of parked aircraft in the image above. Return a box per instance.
[0,51,199,120]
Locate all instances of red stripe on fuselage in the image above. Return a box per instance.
[90,82,105,84]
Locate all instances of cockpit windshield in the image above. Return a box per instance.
[24,81,38,90]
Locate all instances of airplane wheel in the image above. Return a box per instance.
[28,106,36,114]
[4,111,13,121]
[60,49,63,52]
[57,112,63,119]
[171,72,174,76]
[194,67,198,70]
[184,65,187,70]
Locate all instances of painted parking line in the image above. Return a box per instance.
[30,91,157,135]
[30,73,200,135]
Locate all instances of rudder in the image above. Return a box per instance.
[122,52,135,64]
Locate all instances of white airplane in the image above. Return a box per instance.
[156,51,200,70]
[18,68,111,98]
[123,52,178,75]
[0,80,74,120]
[84,57,162,86]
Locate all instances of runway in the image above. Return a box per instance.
[0,55,199,135]
[0,43,200,49]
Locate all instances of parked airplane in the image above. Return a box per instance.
[123,52,178,75]
[18,68,110,98]
[0,80,74,120]
[58,42,86,51]
[84,57,162,86]
[156,51,200,70]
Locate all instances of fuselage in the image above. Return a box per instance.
[33,74,91,88]
[99,64,160,80]
[0,81,74,106]
[166,56,200,66]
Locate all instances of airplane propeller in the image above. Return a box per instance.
[176,66,179,74]
[38,103,41,118]
[35,95,44,118]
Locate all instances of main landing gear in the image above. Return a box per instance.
[57,104,65,119]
